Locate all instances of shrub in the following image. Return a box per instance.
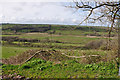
[84,39,104,49]
[84,39,118,50]
[99,39,118,50]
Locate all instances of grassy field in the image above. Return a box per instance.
[1,24,119,79]
[2,46,40,58]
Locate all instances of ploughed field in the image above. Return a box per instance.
[1,24,119,79]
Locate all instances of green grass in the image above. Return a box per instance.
[51,35,103,44]
[2,33,105,46]
[33,42,83,47]
[2,46,40,58]
[2,58,119,78]
[2,35,19,37]
[2,33,108,46]
[17,33,105,44]
[53,30,110,36]
[50,30,85,35]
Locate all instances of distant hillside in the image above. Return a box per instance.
[2,24,108,33]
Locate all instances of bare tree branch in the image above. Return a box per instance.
[79,9,93,24]
[66,1,120,30]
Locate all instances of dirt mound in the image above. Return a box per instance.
[2,49,71,65]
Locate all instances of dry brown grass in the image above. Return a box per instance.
[2,49,71,65]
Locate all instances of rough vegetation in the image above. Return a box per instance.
[2,49,71,65]
[1,24,119,79]
[84,39,118,50]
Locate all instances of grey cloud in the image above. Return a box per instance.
[13,7,23,11]
[0,2,86,25]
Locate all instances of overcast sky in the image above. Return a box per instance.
[0,1,115,26]
[0,2,85,25]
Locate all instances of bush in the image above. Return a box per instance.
[99,39,118,50]
[84,39,104,49]
[84,39,118,50]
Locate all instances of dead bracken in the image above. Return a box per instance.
[2,49,102,65]
[2,49,71,65]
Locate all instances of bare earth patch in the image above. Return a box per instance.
[26,32,61,37]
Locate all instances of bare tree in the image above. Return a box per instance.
[66,1,120,37]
